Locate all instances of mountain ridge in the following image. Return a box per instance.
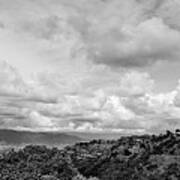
[0,129,82,146]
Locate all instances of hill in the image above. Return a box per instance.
[0,129,82,146]
[0,130,180,179]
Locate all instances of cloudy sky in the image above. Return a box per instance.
[1,0,180,133]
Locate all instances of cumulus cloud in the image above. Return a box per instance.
[0,59,179,133]
[92,18,180,67]
[0,0,180,133]
[0,61,148,132]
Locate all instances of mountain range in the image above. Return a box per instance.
[0,129,82,146]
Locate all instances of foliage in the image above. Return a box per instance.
[0,130,180,179]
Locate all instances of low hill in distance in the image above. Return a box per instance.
[68,131,132,140]
[0,129,82,146]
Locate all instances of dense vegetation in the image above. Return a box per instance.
[0,130,180,179]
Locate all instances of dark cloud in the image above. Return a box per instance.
[70,117,101,124]
[89,17,180,68]
[0,22,5,29]
[0,113,26,120]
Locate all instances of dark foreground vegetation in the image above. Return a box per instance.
[0,130,180,180]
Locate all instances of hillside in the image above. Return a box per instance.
[0,130,180,179]
[0,129,82,146]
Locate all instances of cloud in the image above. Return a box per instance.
[0,60,176,133]
[79,67,154,97]
[88,17,180,67]
[0,0,180,133]
[173,81,180,107]
[0,61,147,132]
[20,16,63,40]
[123,91,180,133]
[1,0,180,70]
[53,0,180,68]
[118,71,154,96]
[0,61,28,95]
[156,0,180,30]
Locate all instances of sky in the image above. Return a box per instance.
[0,0,180,133]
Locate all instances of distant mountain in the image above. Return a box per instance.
[0,129,82,146]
